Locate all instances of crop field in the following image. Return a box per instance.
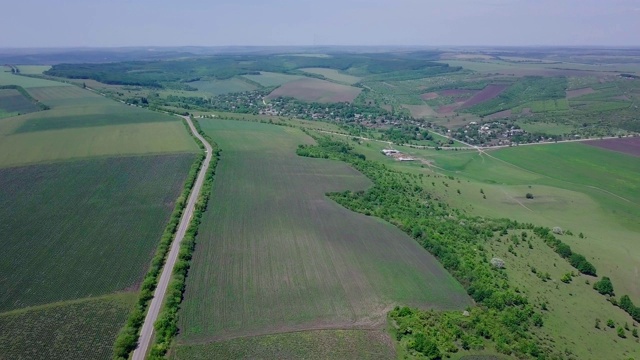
[266,78,362,103]
[0,71,72,88]
[459,84,508,108]
[190,78,258,95]
[0,84,198,168]
[176,120,470,350]
[584,136,640,156]
[0,89,39,118]
[241,71,304,87]
[0,293,135,360]
[16,65,52,75]
[300,67,362,84]
[402,104,436,118]
[172,329,394,360]
[0,154,195,311]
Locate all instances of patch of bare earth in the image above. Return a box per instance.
[440,89,476,97]
[584,137,640,157]
[460,84,508,108]
[421,92,439,100]
[566,87,595,99]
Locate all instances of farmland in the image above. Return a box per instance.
[309,132,640,358]
[0,89,39,118]
[0,293,135,360]
[0,154,195,311]
[241,71,304,87]
[175,120,470,353]
[266,78,362,103]
[172,329,394,360]
[300,67,362,84]
[584,136,640,156]
[190,78,258,95]
[0,85,198,168]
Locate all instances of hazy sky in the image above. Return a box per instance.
[2,0,640,47]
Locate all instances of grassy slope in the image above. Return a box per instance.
[190,78,258,96]
[0,85,198,168]
[0,293,136,360]
[0,154,195,311]
[176,120,470,348]
[331,137,640,359]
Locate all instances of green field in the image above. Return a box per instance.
[0,293,135,360]
[0,85,198,168]
[16,65,52,75]
[301,67,362,84]
[190,78,258,95]
[320,135,640,358]
[176,120,470,352]
[0,71,72,88]
[0,154,195,311]
[327,135,640,299]
[241,71,304,87]
[0,89,39,118]
[172,329,394,360]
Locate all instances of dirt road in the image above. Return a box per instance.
[132,115,212,360]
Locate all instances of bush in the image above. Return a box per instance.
[593,277,614,296]
[525,193,534,199]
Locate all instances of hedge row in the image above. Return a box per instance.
[112,118,206,359]
[149,118,219,358]
[0,84,50,110]
[533,227,597,276]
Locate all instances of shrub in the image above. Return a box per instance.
[593,277,614,296]
[525,193,534,199]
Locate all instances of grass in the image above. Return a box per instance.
[16,65,52,75]
[0,154,195,311]
[177,120,470,346]
[266,78,362,103]
[189,78,258,95]
[332,137,640,358]
[0,71,72,88]
[0,89,39,118]
[0,293,135,360]
[241,71,304,87]
[0,85,198,168]
[172,329,395,360]
[300,68,362,84]
[486,230,640,360]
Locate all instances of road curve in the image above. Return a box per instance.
[132,115,213,360]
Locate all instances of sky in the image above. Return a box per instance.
[2,0,640,47]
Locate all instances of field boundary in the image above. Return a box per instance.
[112,118,205,359]
[146,117,218,359]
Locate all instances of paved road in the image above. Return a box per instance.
[132,115,213,360]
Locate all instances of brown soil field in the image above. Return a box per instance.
[420,92,439,100]
[440,89,476,97]
[566,87,595,99]
[584,136,640,157]
[461,84,508,108]
[266,78,361,103]
[486,109,512,119]
[437,103,463,114]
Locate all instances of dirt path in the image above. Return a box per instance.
[132,115,212,360]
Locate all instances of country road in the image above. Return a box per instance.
[132,115,213,360]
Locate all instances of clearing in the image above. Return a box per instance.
[176,120,470,352]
